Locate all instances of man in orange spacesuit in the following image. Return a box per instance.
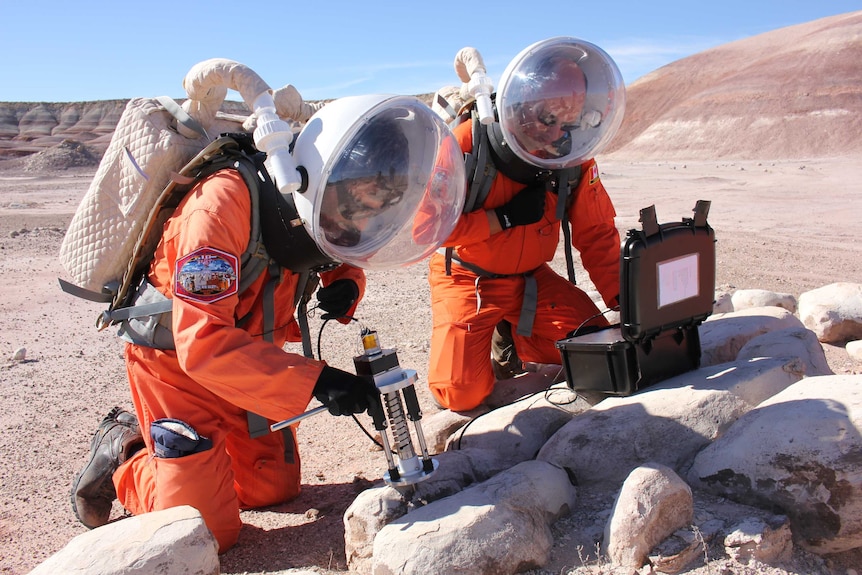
[70,114,414,552]
[428,38,627,411]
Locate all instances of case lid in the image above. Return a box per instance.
[620,200,715,342]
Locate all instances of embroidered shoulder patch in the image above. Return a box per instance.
[588,163,600,185]
[175,247,239,303]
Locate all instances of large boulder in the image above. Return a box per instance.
[689,375,862,553]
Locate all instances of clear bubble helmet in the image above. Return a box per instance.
[291,94,466,269]
[496,36,626,170]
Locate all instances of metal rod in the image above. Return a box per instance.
[270,405,329,432]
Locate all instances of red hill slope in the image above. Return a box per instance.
[604,10,862,160]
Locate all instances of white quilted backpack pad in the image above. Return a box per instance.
[59,97,211,294]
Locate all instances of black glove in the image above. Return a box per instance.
[494,184,547,230]
[313,366,380,416]
[316,279,359,320]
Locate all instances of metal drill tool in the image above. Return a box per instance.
[271,326,438,497]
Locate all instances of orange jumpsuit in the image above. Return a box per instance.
[427,119,620,411]
[112,169,366,552]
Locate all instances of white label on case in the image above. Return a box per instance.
[657,253,699,308]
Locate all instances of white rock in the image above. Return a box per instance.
[700,306,804,366]
[735,326,832,376]
[689,375,862,554]
[371,461,576,575]
[731,288,797,313]
[798,282,862,343]
[723,516,793,564]
[604,463,693,568]
[27,505,218,575]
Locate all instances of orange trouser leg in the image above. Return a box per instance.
[227,424,301,510]
[428,259,608,411]
[511,264,609,363]
[114,345,302,553]
[115,436,242,551]
[428,257,518,411]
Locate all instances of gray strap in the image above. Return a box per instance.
[110,299,172,321]
[516,273,538,337]
[247,412,272,439]
[262,261,281,344]
[555,167,581,286]
[293,271,319,359]
[58,278,114,303]
[435,92,457,122]
[446,251,508,279]
[155,96,208,140]
[247,261,282,439]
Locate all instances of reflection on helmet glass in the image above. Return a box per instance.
[320,115,409,248]
[497,37,626,170]
[336,172,404,221]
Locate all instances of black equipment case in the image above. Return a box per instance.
[556,200,715,395]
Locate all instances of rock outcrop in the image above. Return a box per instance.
[0,99,253,160]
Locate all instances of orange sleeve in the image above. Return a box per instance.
[166,171,326,423]
[569,159,621,307]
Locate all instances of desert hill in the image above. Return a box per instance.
[604,10,862,160]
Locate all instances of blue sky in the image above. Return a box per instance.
[2,1,859,103]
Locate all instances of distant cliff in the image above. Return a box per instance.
[0,100,126,158]
[0,99,253,161]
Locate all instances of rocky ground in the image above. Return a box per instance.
[1,151,861,574]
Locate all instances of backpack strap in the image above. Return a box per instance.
[462,108,497,213]
[553,166,582,286]
[155,96,208,140]
[57,277,114,303]
[247,259,284,439]
[445,110,498,275]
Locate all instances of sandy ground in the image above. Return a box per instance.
[1,155,862,575]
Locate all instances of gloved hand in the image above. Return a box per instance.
[494,184,547,230]
[313,366,380,416]
[316,279,359,320]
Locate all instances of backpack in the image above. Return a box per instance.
[58,96,332,354]
[59,96,215,300]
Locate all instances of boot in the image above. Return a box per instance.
[70,407,144,528]
[490,320,526,380]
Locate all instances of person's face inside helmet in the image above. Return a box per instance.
[320,173,404,247]
[513,60,587,158]
[520,95,585,154]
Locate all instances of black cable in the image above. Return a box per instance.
[308,305,392,453]
[454,304,620,450]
